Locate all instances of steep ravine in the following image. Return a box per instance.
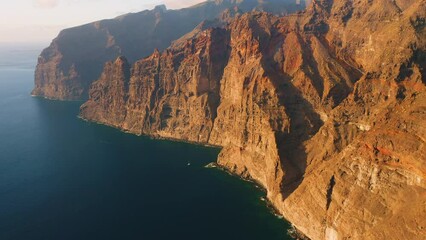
[80,0,426,239]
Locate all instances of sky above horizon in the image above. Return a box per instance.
[0,0,205,45]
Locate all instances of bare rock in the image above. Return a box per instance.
[80,0,426,239]
[32,0,305,100]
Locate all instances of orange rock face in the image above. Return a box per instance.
[81,28,230,143]
[32,0,305,100]
[80,0,426,239]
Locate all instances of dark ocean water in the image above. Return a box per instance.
[0,45,292,240]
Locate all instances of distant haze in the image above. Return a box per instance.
[0,0,205,44]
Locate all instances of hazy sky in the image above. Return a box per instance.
[0,0,205,44]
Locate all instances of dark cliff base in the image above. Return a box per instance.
[78,115,222,149]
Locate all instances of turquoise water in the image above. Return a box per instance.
[0,46,292,240]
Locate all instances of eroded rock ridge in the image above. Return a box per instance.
[32,0,306,100]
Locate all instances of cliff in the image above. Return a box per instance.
[80,0,426,239]
[81,28,230,141]
[32,0,306,100]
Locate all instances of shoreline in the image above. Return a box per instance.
[77,115,223,149]
[205,162,310,240]
[31,94,86,102]
[77,112,309,240]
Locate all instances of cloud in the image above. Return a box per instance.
[162,0,205,9]
[34,0,59,8]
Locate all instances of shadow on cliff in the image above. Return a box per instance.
[264,66,323,199]
[251,10,363,198]
[256,35,324,200]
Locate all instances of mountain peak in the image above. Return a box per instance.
[154,4,167,12]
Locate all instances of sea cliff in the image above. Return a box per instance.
[80,0,426,239]
[32,0,305,100]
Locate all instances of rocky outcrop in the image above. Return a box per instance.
[80,0,425,239]
[32,0,306,100]
[81,27,230,142]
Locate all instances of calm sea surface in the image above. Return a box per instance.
[0,44,292,240]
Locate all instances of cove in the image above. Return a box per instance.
[0,69,293,239]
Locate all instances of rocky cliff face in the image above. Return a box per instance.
[81,28,230,142]
[32,0,306,100]
[80,0,425,239]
